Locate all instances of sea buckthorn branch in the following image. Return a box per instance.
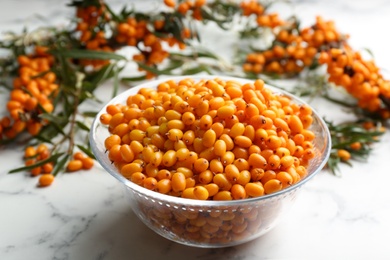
[325,119,385,175]
[0,22,128,186]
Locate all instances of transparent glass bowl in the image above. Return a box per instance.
[90,76,331,248]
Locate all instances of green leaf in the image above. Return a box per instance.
[121,75,147,82]
[361,47,374,58]
[163,59,185,72]
[104,2,122,22]
[182,65,212,75]
[76,120,90,132]
[33,134,55,145]
[82,111,98,118]
[136,62,170,76]
[52,154,70,176]
[77,144,96,160]
[49,49,127,61]
[38,113,67,136]
[112,65,120,98]
[9,153,65,174]
[90,63,115,85]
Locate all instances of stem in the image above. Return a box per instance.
[66,72,85,156]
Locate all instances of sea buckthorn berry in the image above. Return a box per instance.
[31,166,42,176]
[250,168,265,182]
[219,134,234,151]
[142,145,155,163]
[303,148,315,160]
[288,115,304,134]
[171,172,186,192]
[176,148,190,161]
[245,182,264,197]
[236,170,251,186]
[217,105,235,119]
[24,146,37,158]
[143,177,157,190]
[213,173,232,191]
[195,101,210,117]
[301,129,315,141]
[194,158,209,173]
[231,184,246,200]
[276,171,293,188]
[176,167,193,179]
[155,179,172,194]
[221,151,235,166]
[280,155,294,169]
[67,160,83,172]
[264,179,283,194]
[162,150,177,167]
[213,191,233,201]
[167,128,183,142]
[39,174,54,187]
[204,183,219,197]
[234,136,252,148]
[167,119,185,130]
[131,172,146,186]
[266,135,282,150]
[268,154,281,169]
[182,111,195,125]
[202,129,216,147]
[248,153,267,169]
[182,187,196,199]
[225,164,240,182]
[199,170,214,184]
[165,109,182,121]
[260,169,275,184]
[157,169,172,180]
[209,159,223,174]
[73,152,86,160]
[193,186,209,200]
[120,162,144,178]
[350,142,361,150]
[199,114,213,130]
[104,134,121,150]
[129,129,146,142]
[150,151,163,167]
[42,163,54,173]
[182,130,195,145]
[337,149,351,161]
[81,157,94,170]
[214,139,227,157]
[211,122,224,138]
[229,122,245,138]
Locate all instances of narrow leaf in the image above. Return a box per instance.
[182,65,212,75]
[9,153,65,173]
[76,120,90,132]
[77,144,96,160]
[112,65,119,98]
[49,49,127,61]
[52,155,70,176]
[121,75,147,82]
[82,111,98,117]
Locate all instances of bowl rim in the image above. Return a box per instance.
[90,75,331,207]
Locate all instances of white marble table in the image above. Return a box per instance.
[1,0,390,259]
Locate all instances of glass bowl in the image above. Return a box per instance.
[90,75,331,248]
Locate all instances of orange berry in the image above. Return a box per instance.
[82,157,94,170]
[67,160,83,172]
[39,174,54,187]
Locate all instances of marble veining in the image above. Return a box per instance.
[1,0,390,259]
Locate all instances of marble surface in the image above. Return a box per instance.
[1,0,390,259]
